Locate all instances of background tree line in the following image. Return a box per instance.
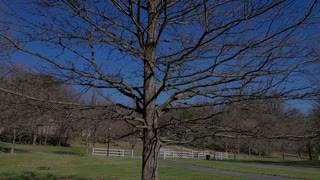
[0,64,133,153]
[1,64,319,159]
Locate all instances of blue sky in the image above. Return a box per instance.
[4,0,320,113]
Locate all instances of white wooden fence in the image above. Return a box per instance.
[92,147,228,160]
[92,148,134,158]
[159,149,228,160]
[213,152,229,160]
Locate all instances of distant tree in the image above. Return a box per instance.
[0,67,79,150]
[305,95,320,159]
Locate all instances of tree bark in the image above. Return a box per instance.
[142,128,160,180]
[85,129,90,156]
[281,144,285,160]
[258,151,261,157]
[141,1,160,179]
[141,61,160,180]
[307,140,312,160]
[107,133,111,157]
[10,128,16,154]
[32,132,37,145]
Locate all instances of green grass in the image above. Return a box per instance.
[0,153,244,180]
[0,153,140,179]
[160,165,246,180]
[170,159,320,180]
[0,141,143,157]
[0,142,86,155]
[232,159,320,168]
[2,142,319,179]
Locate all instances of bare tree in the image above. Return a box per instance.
[1,1,320,179]
[0,66,80,149]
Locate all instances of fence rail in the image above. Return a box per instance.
[159,149,228,160]
[92,147,228,160]
[92,148,134,158]
[214,152,228,160]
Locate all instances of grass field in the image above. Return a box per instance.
[1,142,319,179]
[0,153,246,180]
[171,159,320,180]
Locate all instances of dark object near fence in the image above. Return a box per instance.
[206,155,210,160]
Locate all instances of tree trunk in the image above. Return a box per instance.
[107,134,111,157]
[32,132,37,145]
[11,128,16,154]
[44,134,48,145]
[141,79,160,180]
[85,131,90,156]
[281,144,285,160]
[307,140,312,160]
[44,126,48,145]
[258,151,261,157]
[141,128,160,180]
[141,1,160,179]
[233,137,237,160]
[56,138,61,146]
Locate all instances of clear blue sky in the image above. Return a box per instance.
[5,0,320,113]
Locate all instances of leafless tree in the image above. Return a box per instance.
[0,66,80,150]
[1,1,320,179]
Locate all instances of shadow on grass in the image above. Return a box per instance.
[52,151,84,156]
[0,171,99,180]
[229,159,320,168]
[0,146,30,154]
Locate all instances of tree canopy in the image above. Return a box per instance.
[1,1,320,179]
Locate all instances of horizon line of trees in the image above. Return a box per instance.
[0,65,319,159]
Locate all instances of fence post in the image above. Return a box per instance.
[131,150,134,159]
[122,150,124,157]
[92,148,94,156]
[197,153,200,160]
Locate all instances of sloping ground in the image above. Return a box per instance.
[0,153,246,180]
[160,160,299,180]
[233,162,320,173]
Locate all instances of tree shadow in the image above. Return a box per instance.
[0,171,93,180]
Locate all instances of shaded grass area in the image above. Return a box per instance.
[170,159,320,180]
[0,171,89,180]
[0,153,244,180]
[0,142,85,156]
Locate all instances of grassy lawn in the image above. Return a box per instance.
[170,159,320,180]
[232,159,320,168]
[0,153,245,180]
[2,142,319,179]
[0,142,86,155]
[0,141,144,157]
